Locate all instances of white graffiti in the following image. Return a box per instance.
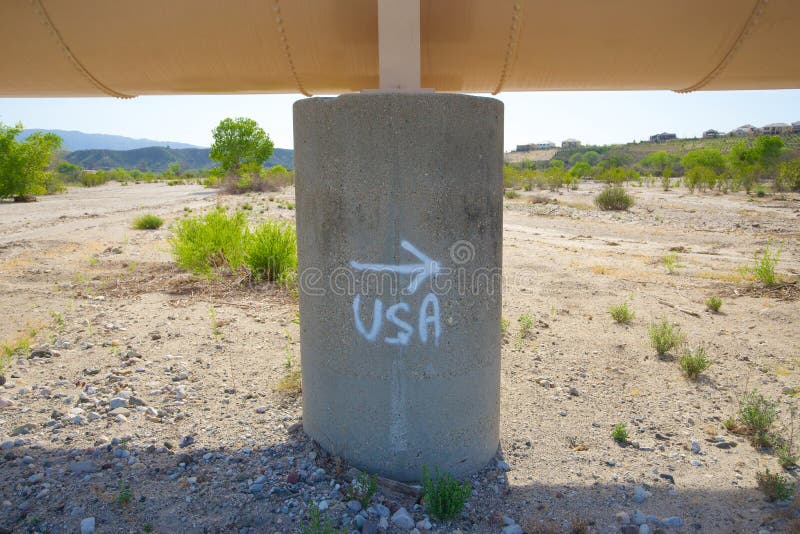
[350,240,442,346]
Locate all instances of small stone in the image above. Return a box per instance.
[569,387,580,396]
[639,525,650,534]
[318,500,329,512]
[496,460,511,471]
[502,526,523,534]
[631,509,646,525]
[661,516,683,528]
[347,500,362,512]
[0,397,14,409]
[615,512,630,523]
[633,485,651,504]
[690,459,703,467]
[361,518,379,534]
[391,507,415,530]
[659,473,675,484]
[691,440,701,454]
[286,470,300,484]
[374,503,389,517]
[179,435,195,448]
[10,423,36,436]
[108,397,128,410]
[256,406,267,414]
[80,517,95,534]
[70,461,98,475]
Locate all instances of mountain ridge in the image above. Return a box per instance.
[19,129,205,151]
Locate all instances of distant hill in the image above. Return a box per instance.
[18,129,204,151]
[65,146,294,172]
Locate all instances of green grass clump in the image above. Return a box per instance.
[132,213,164,230]
[705,295,722,313]
[611,422,629,444]
[170,209,296,283]
[647,318,685,357]
[756,469,795,502]
[504,189,520,199]
[421,466,472,521]
[679,347,711,379]
[246,220,297,283]
[663,253,681,274]
[116,480,132,506]
[170,209,248,276]
[739,390,777,436]
[743,242,782,287]
[609,302,635,324]
[518,313,534,339]
[594,186,634,211]
[304,502,338,534]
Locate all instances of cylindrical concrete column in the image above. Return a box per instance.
[294,93,502,482]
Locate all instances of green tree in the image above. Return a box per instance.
[166,162,182,177]
[0,122,62,200]
[569,161,592,178]
[210,117,274,176]
[640,150,680,176]
[56,161,83,183]
[581,150,601,166]
[681,149,726,174]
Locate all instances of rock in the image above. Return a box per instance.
[691,439,701,454]
[416,518,432,530]
[690,459,703,467]
[569,387,580,396]
[108,397,128,410]
[0,397,14,409]
[631,509,646,525]
[497,460,511,471]
[661,517,683,527]
[179,435,195,448]
[659,473,675,484]
[256,406,267,414]
[615,512,630,523]
[286,470,299,484]
[374,503,390,517]
[347,500,362,512]
[80,517,95,534]
[70,461,98,475]
[716,442,736,449]
[318,500,329,512]
[633,485,651,504]
[71,415,86,425]
[639,525,650,534]
[29,346,53,358]
[621,527,638,534]
[391,507,415,530]
[128,396,146,407]
[10,423,36,436]
[502,526,523,534]
[378,517,389,530]
[362,518,379,534]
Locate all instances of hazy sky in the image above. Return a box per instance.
[0,90,797,152]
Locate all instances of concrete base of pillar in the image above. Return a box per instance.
[293,93,503,482]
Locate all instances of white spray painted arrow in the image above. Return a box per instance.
[350,240,440,294]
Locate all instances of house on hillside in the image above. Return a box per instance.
[515,144,533,152]
[761,123,792,135]
[731,124,757,136]
[561,138,581,148]
[535,141,556,150]
[649,132,676,143]
[702,129,723,138]
[793,121,800,134]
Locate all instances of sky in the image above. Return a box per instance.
[0,90,798,152]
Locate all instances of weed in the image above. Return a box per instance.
[421,466,472,521]
[679,347,712,379]
[647,318,685,357]
[611,423,629,444]
[246,220,297,283]
[88,255,99,267]
[345,472,377,508]
[518,313,534,339]
[143,525,153,533]
[208,305,222,340]
[777,444,798,469]
[50,310,66,332]
[755,184,768,197]
[723,417,736,431]
[739,390,777,436]
[609,302,635,324]
[594,186,634,211]
[744,242,782,287]
[504,189,520,199]
[240,202,253,211]
[276,349,302,394]
[116,480,132,506]
[756,469,795,502]
[132,213,164,230]
[705,295,722,313]
[304,502,338,534]
[500,316,510,336]
[663,253,681,274]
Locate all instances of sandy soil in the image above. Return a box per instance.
[0,182,798,534]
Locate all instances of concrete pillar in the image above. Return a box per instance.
[293,93,502,482]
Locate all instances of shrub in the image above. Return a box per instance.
[170,209,248,276]
[421,466,472,521]
[777,444,798,469]
[647,318,684,357]
[246,220,297,283]
[679,347,711,379]
[756,469,795,502]
[611,423,628,444]
[745,242,781,287]
[504,189,519,199]
[755,184,768,197]
[132,214,164,230]
[594,186,634,211]
[705,295,722,313]
[500,316,510,336]
[609,302,635,324]
[739,390,777,435]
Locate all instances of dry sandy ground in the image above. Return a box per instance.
[0,182,799,534]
